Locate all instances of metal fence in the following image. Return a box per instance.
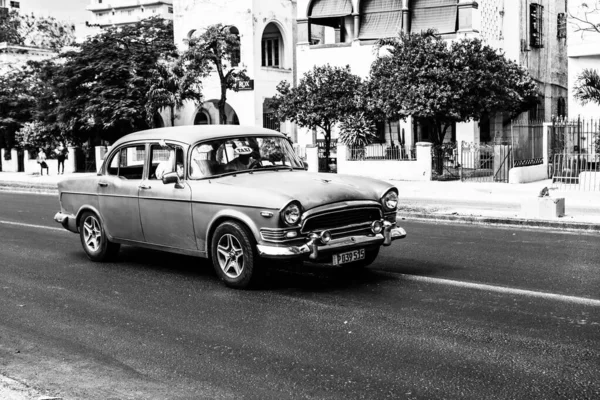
[460,141,512,183]
[316,138,337,173]
[347,144,415,161]
[263,113,281,132]
[550,118,600,191]
[511,120,544,167]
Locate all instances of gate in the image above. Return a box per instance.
[460,141,512,182]
[550,118,600,191]
[316,138,337,173]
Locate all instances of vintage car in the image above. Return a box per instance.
[54,126,406,288]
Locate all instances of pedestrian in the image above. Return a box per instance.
[55,142,67,174]
[37,147,49,176]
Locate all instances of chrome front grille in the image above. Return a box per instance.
[301,207,382,234]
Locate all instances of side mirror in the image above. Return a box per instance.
[162,172,184,189]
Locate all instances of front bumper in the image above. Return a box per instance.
[54,211,78,233]
[257,224,406,259]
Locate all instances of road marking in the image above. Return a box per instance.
[393,273,600,307]
[0,220,66,232]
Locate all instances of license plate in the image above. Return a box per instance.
[333,249,365,265]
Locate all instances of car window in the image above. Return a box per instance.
[150,144,184,180]
[107,145,145,179]
[189,135,302,179]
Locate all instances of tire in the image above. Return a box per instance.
[79,211,120,262]
[211,221,261,289]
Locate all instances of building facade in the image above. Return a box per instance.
[567,0,600,118]
[171,0,296,135]
[86,0,174,28]
[295,0,568,148]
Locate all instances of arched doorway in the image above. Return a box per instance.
[194,109,211,125]
[153,112,165,128]
[194,101,240,125]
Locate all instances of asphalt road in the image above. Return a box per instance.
[0,192,599,400]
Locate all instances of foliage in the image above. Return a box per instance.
[182,24,248,124]
[573,68,600,106]
[146,59,204,127]
[14,121,62,153]
[338,113,377,147]
[0,9,76,50]
[269,65,363,171]
[368,30,539,146]
[0,65,37,151]
[53,17,179,143]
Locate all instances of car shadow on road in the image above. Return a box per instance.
[101,245,401,292]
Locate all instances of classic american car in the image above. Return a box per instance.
[54,126,406,288]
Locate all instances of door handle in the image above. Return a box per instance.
[98,182,108,187]
[139,184,151,190]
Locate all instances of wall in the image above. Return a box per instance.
[172,0,294,128]
[567,0,600,118]
[335,143,432,181]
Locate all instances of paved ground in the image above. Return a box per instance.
[1,191,598,399]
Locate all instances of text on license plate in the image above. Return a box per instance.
[333,249,365,265]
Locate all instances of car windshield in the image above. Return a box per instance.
[189,135,304,179]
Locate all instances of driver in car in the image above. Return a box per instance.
[225,146,257,172]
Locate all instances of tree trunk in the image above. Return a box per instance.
[324,125,331,173]
[170,105,175,127]
[218,84,227,125]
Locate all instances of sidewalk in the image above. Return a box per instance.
[391,178,600,232]
[1,171,599,232]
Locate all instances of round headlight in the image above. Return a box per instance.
[371,220,383,234]
[382,190,398,211]
[281,202,302,226]
[320,230,332,244]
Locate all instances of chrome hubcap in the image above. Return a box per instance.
[83,216,102,252]
[216,234,244,279]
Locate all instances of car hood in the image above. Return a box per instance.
[213,170,395,210]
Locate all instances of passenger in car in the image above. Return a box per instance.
[155,150,175,180]
[224,146,256,171]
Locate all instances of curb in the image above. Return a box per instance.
[0,183,57,196]
[398,212,600,233]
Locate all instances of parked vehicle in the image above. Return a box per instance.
[54,126,406,288]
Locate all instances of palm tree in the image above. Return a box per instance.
[573,68,600,106]
[146,60,204,127]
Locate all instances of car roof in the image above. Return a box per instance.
[111,125,285,148]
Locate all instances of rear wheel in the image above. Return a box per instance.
[211,221,261,289]
[79,211,120,262]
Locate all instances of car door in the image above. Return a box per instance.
[138,143,197,250]
[98,143,145,242]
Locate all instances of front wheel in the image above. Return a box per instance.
[79,211,120,262]
[211,221,261,289]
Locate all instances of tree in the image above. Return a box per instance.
[146,59,204,127]
[269,65,363,171]
[182,24,248,124]
[0,9,75,50]
[573,68,600,106]
[368,30,539,147]
[568,0,600,35]
[53,17,180,143]
[0,9,24,44]
[0,65,37,154]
